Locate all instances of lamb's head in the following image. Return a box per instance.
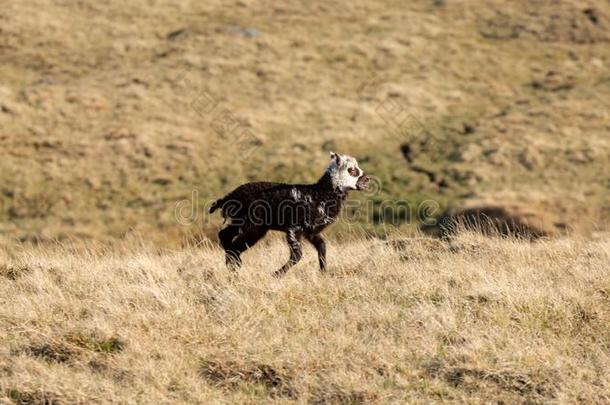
[327,152,370,191]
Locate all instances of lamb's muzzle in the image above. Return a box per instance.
[356,174,370,191]
[210,152,369,276]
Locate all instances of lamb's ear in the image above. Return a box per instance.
[330,151,342,166]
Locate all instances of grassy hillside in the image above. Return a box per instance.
[1,0,608,244]
[2,2,610,403]
[1,234,609,403]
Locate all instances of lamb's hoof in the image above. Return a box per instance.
[225,256,241,272]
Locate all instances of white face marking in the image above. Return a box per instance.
[327,152,364,190]
[290,188,301,200]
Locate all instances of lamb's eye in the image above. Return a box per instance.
[347,167,359,177]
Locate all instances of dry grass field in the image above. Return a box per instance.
[1,0,610,403]
[1,233,609,404]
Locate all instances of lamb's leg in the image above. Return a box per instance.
[218,224,242,269]
[306,233,327,272]
[273,229,303,277]
[229,227,268,269]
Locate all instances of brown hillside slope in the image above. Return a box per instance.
[0,0,608,244]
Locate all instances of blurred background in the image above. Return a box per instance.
[0,0,608,246]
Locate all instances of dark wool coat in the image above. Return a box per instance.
[209,172,346,233]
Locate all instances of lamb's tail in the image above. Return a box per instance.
[208,197,226,214]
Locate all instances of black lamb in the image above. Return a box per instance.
[209,152,370,276]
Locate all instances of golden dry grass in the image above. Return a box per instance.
[1,233,609,403]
